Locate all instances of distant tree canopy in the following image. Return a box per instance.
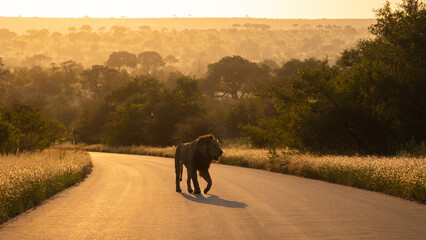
[164,55,179,65]
[106,51,138,70]
[0,28,17,40]
[204,56,270,99]
[0,57,8,85]
[137,51,165,75]
[81,65,128,99]
[0,17,370,75]
[80,24,93,32]
[21,54,52,68]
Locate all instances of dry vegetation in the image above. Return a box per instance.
[65,143,425,203]
[0,149,92,223]
[225,151,426,203]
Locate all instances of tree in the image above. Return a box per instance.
[0,103,65,153]
[21,54,52,68]
[137,51,165,75]
[101,75,208,146]
[79,24,93,32]
[274,58,322,88]
[175,77,204,117]
[81,65,126,99]
[110,25,129,37]
[102,76,176,146]
[0,57,9,88]
[106,51,138,70]
[164,55,179,65]
[74,101,110,144]
[204,56,270,99]
[259,59,279,70]
[59,60,83,88]
[0,120,19,154]
[0,29,17,40]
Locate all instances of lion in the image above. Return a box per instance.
[175,134,223,194]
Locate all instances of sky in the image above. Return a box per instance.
[0,0,400,19]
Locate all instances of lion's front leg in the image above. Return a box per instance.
[175,172,182,193]
[175,146,183,192]
[199,170,212,194]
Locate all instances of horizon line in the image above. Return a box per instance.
[0,16,376,20]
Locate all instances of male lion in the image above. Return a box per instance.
[175,134,223,194]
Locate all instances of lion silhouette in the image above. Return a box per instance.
[175,134,223,194]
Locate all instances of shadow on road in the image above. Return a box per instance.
[180,193,247,208]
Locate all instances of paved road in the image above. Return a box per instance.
[1,152,425,239]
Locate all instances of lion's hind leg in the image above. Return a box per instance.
[175,146,182,192]
[191,168,201,194]
[179,161,183,182]
[186,167,193,193]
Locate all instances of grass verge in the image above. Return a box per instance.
[223,149,425,203]
[61,143,425,203]
[0,149,93,224]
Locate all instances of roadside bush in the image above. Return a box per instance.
[0,103,65,154]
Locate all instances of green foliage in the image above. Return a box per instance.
[0,120,19,153]
[98,76,207,146]
[73,101,111,144]
[226,96,275,137]
[246,0,426,155]
[81,65,128,100]
[172,109,226,144]
[239,119,284,149]
[0,104,65,153]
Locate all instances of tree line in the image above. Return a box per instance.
[0,0,424,155]
[0,19,368,75]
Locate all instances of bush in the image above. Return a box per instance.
[0,103,65,153]
[0,120,19,153]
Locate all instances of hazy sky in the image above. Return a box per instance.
[0,0,400,18]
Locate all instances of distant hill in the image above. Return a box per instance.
[0,17,375,33]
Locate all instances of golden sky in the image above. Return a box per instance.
[0,0,400,18]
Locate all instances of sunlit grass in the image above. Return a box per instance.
[61,143,426,203]
[67,143,176,158]
[244,152,425,203]
[0,149,92,224]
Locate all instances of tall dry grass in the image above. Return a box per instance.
[61,143,176,158]
[0,149,92,223]
[62,143,426,203]
[222,150,425,203]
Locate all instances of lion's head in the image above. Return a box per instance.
[198,134,223,161]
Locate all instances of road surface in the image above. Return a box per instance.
[0,152,425,239]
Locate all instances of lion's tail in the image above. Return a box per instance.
[175,145,183,182]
